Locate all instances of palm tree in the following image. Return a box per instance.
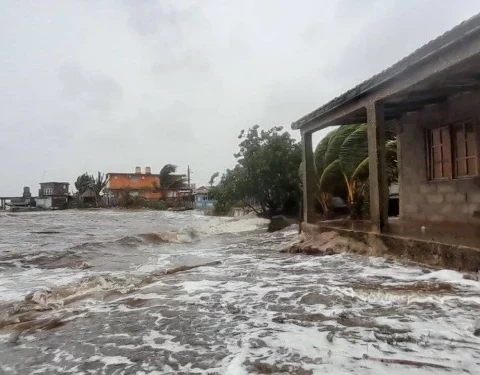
[314,123,398,217]
[158,164,186,192]
[208,172,220,187]
[92,172,109,207]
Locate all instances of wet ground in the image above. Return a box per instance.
[0,210,479,374]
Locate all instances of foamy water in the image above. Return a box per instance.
[0,210,479,374]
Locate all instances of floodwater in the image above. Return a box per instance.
[0,210,479,374]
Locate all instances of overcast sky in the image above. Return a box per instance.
[1,0,479,195]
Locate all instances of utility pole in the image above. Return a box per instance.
[187,165,193,207]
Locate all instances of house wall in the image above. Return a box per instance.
[398,91,480,225]
[107,174,160,190]
[35,197,52,209]
[107,173,163,200]
[195,194,214,209]
[39,183,69,197]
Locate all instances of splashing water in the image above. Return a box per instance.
[0,210,479,374]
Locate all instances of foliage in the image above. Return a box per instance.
[117,190,167,210]
[75,173,94,195]
[74,171,109,207]
[313,122,398,218]
[213,125,302,217]
[158,164,187,191]
[208,172,220,187]
[92,172,109,206]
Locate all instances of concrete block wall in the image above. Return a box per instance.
[398,91,480,225]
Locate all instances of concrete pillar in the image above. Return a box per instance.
[301,130,316,223]
[366,101,389,232]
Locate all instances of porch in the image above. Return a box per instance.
[293,13,480,249]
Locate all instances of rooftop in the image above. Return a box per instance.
[40,182,69,185]
[292,12,480,130]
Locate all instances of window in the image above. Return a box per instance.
[428,126,452,179]
[43,188,53,195]
[453,122,478,177]
[428,121,478,180]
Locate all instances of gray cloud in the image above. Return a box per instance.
[0,0,479,195]
[58,63,123,114]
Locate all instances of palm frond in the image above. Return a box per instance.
[314,130,335,177]
[351,156,369,181]
[159,164,178,190]
[324,124,358,166]
[339,124,368,179]
[318,159,342,193]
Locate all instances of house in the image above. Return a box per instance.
[35,182,70,209]
[292,14,480,254]
[106,167,162,204]
[195,186,215,209]
[79,187,97,205]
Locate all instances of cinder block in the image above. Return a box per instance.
[468,192,480,204]
[419,184,437,194]
[445,192,466,203]
[461,203,480,215]
[425,193,444,204]
[403,203,419,214]
[437,184,456,194]
[440,204,454,214]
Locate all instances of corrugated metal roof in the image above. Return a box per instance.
[292,12,480,130]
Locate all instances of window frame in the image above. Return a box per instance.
[452,120,478,178]
[426,119,478,181]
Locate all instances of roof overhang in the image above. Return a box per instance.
[292,13,480,133]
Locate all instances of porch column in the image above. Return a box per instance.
[366,101,389,232]
[301,130,316,223]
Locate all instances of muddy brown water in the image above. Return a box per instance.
[0,210,479,374]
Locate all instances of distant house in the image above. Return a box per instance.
[79,187,96,205]
[195,186,215,209]
[35,182,69,209]
[106,167,161,204]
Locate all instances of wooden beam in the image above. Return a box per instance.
[367,101,389,233]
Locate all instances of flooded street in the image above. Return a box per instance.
[0,210,479,374]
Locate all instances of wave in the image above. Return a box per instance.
[138,229,199,244]
[0,214,269,272]
[0,260,223,340]
[69,229,200,251]
[195,215,269,236]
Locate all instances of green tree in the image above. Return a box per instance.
[208,172,220,187]
[75,173,95,195]
[75,172,109,207]
[314,123,398,217]
[92,171,109,207]
[213,125,302,217]
[158,164,186,192]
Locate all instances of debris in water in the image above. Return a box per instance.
[474,320,480,337]
[326,331,336,343]
[362,354,454,370]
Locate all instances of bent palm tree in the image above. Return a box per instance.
[208,172,220,187]
[158,164,186,192]
[314,123,398,216]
